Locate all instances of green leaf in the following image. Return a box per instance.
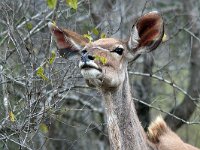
[37,67,44,75]
[100,57,107,65]
[162,33,168,42]
[83,33,93,43]
[94,55,107,65]
[36,67,48,81]
[100,33,106,39]
[92,28,99,36]
[52,21,56,26]
[39,123,48,134]
[25,22,33,30]
[66,0,78,10]
[46,0,57,9]
[9,111,16,122]
[49,51,56,65]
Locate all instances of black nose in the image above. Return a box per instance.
[87,55,94,60]
[81,51,95,63]
[82,49,87,55]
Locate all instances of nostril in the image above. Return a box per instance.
[82,49,87,54]
[88,55,94,60]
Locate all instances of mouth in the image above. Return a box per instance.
[79,62,102,72]
[79,61,102,79]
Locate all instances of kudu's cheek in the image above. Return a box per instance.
[100,69,121,88]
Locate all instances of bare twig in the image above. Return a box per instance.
[129,71,200,102]
[0,65,9,117]
[133,97,200,125]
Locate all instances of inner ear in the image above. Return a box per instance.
[48,22,89,59]
[127,11,164,61]
[52,28,70,49]
[136,12,164,49]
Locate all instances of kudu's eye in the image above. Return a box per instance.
[112,47,124,55]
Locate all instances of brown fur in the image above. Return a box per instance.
[147,116,199,150]
[148,116,169,143]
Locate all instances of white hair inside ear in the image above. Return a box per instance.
[128,26,140,50]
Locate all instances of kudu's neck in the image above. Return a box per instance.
[101,71,150,150]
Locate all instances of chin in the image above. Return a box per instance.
[81,68,102,79]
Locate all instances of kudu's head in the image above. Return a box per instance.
[49,11,164,89]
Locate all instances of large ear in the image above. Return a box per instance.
[48,22,89,59]
[127,11,164,60]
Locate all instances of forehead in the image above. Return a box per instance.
[86,38,124,50]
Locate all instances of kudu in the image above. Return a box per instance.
[48,11,199,150]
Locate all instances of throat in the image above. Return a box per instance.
[101,72,148,150]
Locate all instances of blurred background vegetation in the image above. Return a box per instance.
[0,0,200,149]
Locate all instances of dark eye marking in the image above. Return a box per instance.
[111,47,124,55]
